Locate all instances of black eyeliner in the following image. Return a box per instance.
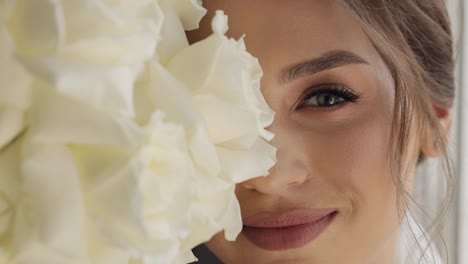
[298,84,361,109]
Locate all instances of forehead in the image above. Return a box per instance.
[189,0,380,78]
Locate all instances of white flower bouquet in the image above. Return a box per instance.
[0,0,276,263]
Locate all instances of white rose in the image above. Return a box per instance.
[0,87,146,264]
[1,82,229,263]
[166,10,276,181]
[133,60,226,262]
[5,0,163,118]
[145,10,277,244]
[0,4,277,264]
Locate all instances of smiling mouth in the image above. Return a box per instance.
[241,209,338,251]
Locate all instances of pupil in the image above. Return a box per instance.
[320,94,335,106]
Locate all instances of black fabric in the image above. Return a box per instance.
[191,244,223,264]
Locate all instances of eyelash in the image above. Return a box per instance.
[296,84,361,110]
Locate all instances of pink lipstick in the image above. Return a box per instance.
[242,208,337,251]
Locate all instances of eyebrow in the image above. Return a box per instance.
[281,50,370,84]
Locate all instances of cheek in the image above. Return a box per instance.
[295,103,395,213]
[295,106,401,254]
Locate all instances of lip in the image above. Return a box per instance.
[242,208,337,251]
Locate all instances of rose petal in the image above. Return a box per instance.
[194,94,258,146]
[7,0,164,118]
[170,0,207,31]
[0,106,25,149]
[19,138,87,261]
[0,24,31,109]
[28,86,143,149]
[156,0,190,64]
[166,11,275,142]
[7,0,64,57]
[144,62,221,176]
[217,138,277,183]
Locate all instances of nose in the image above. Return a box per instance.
[240,146,310,195]
[240,81,311,195]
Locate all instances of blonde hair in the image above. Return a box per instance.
[339,0,456,263]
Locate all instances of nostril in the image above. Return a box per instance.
[239,179,258,190]
[289,172,310,185]
[239,176,273,192]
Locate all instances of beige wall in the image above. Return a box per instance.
[447,0,466,263]
[413,1,465,263]
[455,0,468,262]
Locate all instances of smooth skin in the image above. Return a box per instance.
[187,1,449,263]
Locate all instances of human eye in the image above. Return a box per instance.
[296,83,361,110]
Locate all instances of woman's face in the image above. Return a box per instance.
[187,1,412,263]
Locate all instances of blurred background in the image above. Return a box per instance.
[450,0,467,262]
[416,0,467,263]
